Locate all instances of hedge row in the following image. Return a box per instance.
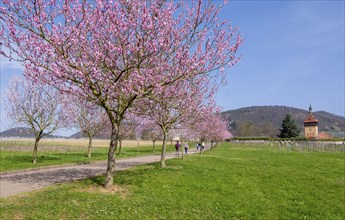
[231,137,345,142]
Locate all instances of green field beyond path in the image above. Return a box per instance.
[0,139,173,172]
[1,143,344,219]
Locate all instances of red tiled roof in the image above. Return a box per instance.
[318,131,331,139]
[304,113,318,123]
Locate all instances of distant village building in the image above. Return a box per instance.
[318,131,331,139]
[304,105,319,139]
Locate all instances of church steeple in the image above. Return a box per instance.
[304,104,318,139]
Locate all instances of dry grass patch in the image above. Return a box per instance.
[78,184,129,198]
[0,138,163,150]
[12,213,24,220]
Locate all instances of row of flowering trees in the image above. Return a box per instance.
[5,76,232,163]
[1,0,242,187]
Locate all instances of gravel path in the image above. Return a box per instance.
[0,149,200,198]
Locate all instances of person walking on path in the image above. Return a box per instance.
[184,142,189,154]
[201,142,205,150]
[175,141,180,157]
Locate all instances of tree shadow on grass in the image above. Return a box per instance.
[8,152,107,163]
[86,152,107,159]
[39,155,63,161]
[83,176,105,186]
[114,163,160,186]
[5,155,62,164]
[74,163,161,188]
[3,166,106,186]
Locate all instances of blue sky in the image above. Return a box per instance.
[216,0,344,116]
[0,0,344,134]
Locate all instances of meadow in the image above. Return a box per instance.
[1,142,344,219]
[0,138,170,172]
[0,138,165,149]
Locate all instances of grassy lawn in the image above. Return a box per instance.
[1,142,344,219]
[0,138,175,172]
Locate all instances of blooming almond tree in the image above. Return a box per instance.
[193,111,230,149]
[63,96,109,158]
[207,116,230,149]
[5,76,64,163]
[142,121,163,152]
[1,0,242,187]
[137,76,215,167]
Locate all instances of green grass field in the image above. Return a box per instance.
[1,142,344,219]
[0,138,174,172]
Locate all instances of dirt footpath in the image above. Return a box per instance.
[0,153,183,198]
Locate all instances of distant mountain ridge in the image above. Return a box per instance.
[1,106,344,139]
[221,106,345,137]
[0,127,64,138]
[69,131,110,139]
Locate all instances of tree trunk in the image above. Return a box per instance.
[87,137,93,158]
[32,137,40,164]
[181,141,184,160]
[153,140,156,152]
[160,132,167,168]
[118,140,122,155]
[104,123,119,188]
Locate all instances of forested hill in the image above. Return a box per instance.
[0,127,64,138]
[221,106,345,137]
